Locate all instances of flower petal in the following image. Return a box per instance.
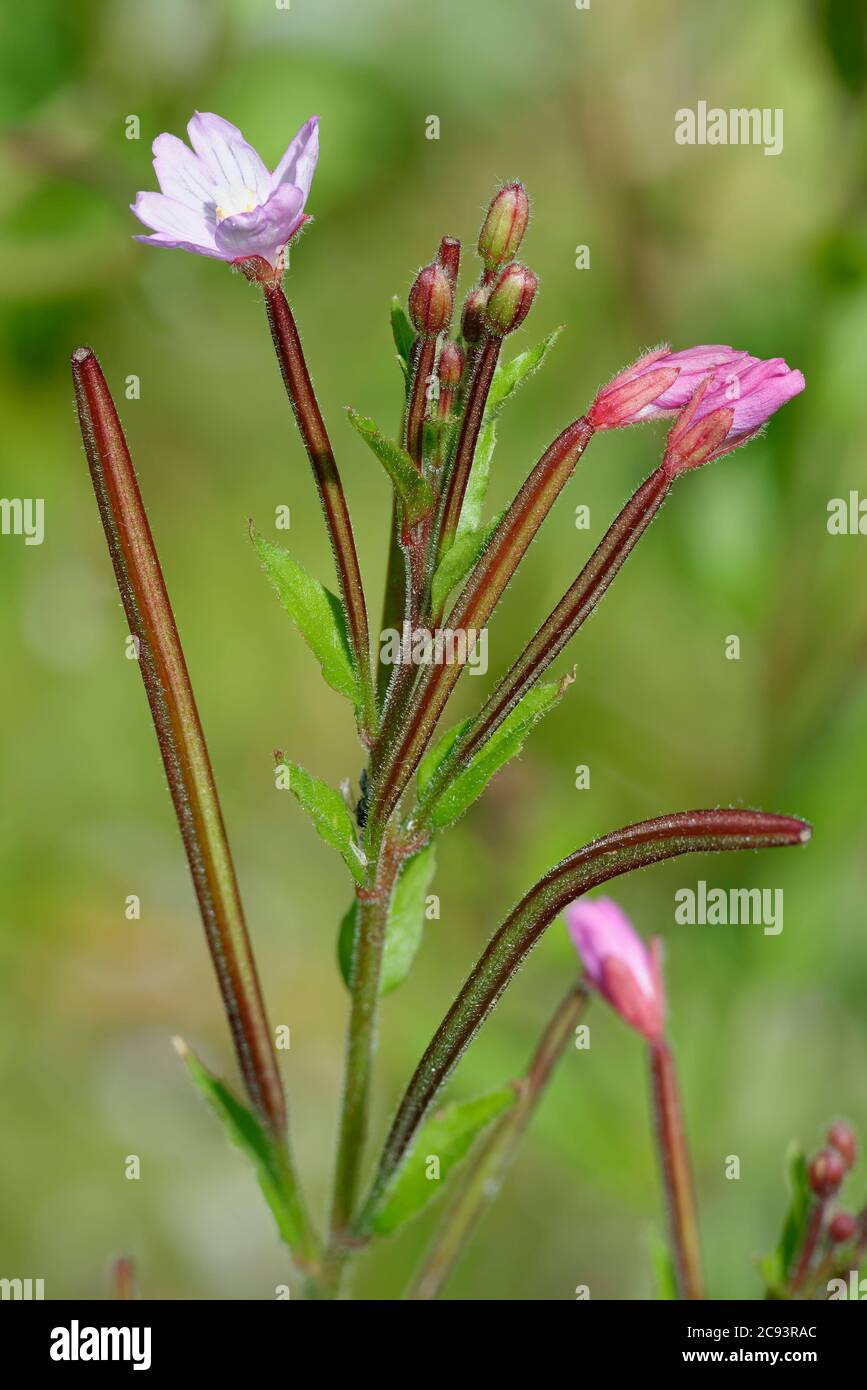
[133,232,228,259]
[186,111,270,202]
[152,133,218,217]
[131,191,217,247]
[270,115,319,204]
[213,183,305,263]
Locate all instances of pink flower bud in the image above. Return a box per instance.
[827,1122,857,1171]
[566,897,665,1041]
[478,181,530,270]
[484,263,538,336]
[461,286,489,344]
[828,1211,858,1245]
[588,345,750,429]
[808,1148,846,1198]
[438,340,465,389]
[408,262,453,337]
[663,357,805,476]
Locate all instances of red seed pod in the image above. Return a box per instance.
[808,1148,846,1198]
[408,262,453,337]
[827,1122,857,1171]
[484,263,538,337]
[828,1211,858,1244]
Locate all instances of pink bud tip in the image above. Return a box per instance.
[828,1211,858,1244]
[808,1148,846,1197]
[408,262,453,337]
[566,897,665,1042]
[827,1122,857,1170]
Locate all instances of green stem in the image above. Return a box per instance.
[408,983,588,1299]
[356,809,810,1230]
[329,833,403,1254]
[649,1037,704,1300]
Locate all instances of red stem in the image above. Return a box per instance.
[71,347,287,1139]
[262,284,376,736]
[649,1037,704,1299]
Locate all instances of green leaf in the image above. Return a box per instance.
[417,717,473,802]
[390,297,415,374]
[176,1040,306,1252]
[648,1229,678,1300]
[759,1143,811,1293]
[456,418,497,541]
[277,758,367,884]
[381,845,437,994]
[423,674,574,830]
[347,409,433,525]
[255,534,360,708]
[338,845,437,995]
[430,512,501,614]
[486,326,563,420]
[369,1084,518,1235]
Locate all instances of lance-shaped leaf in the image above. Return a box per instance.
[486,326,563,419]
[419,673,574,830]
[255,533,361,708]
[176,1039,312,1255]
[277,758,367,884]
[390,296,415,376]
[430,512,500,616]
[357,809,811,1228]
[347,409,433,525]
[368,1083,518,1236]
[455,418,497,541]
[759,1143,811,1295]
[338,844,437,994]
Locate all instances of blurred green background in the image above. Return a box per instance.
[1,0,866,1301]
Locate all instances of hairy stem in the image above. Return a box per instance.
[408,983,588,1299]
[368,416,595,837]
[434,335,501,561]
[405,336,438,468]
[262,284,377,738]
[72,347,318,1266]
[356,809,809,1230]
[330,833,403,1250]
[649,1037,704,1299]
[417,465,670,820]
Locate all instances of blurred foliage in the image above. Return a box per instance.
[1,0,866,1300]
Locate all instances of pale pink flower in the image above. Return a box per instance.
[131,112,319,269]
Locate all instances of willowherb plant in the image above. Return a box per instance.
[72,111,812,1300]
